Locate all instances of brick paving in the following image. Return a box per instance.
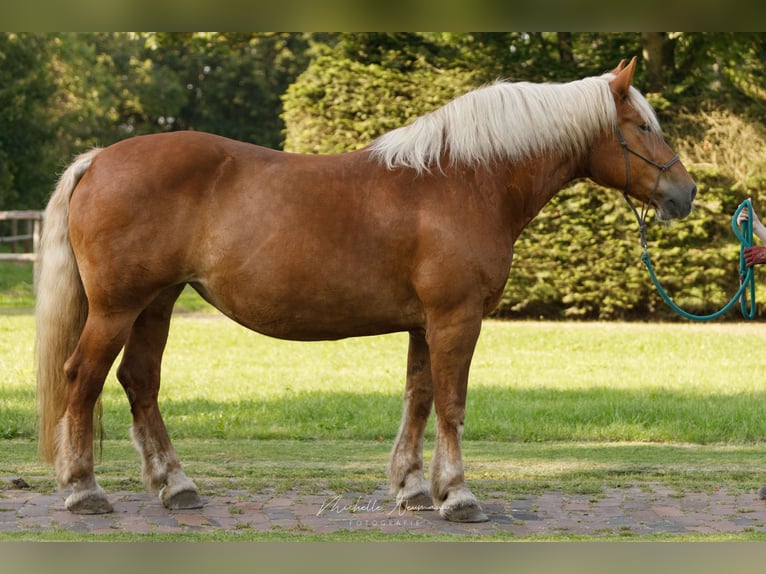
[3,479,766,538]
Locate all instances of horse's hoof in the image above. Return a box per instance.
[397,490,434,511]
[758,486,766,500]
[65,491,113,514]
[442,501,488,523]
[161,486,203,510]
[439,491,489,523]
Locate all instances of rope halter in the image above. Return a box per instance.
[616,124,680,251]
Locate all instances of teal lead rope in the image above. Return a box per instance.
[640,199,756,321]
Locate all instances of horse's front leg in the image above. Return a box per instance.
[388,330,433,509]
[427,312,488,523]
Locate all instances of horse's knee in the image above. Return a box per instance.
[117,352,162,412]
[115,358,131,386]
[116,360,140,405]
[434,399,465,434]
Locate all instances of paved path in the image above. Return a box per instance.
[3,480,766,538]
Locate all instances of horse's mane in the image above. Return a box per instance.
[369,72,660,174]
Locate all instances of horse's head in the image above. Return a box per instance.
[588,57,697,221]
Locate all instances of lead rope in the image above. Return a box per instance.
[630,197,756,321]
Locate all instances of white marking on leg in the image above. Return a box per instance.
[388,397,411,492]
[54,416,74,487]
[130,425,168,493]
[389,396,431,505]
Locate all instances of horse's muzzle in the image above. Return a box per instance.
[657,183,696,221]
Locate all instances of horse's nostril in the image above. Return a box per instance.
[690,184,698,201]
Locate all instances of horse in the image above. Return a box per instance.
[35,56,696,522]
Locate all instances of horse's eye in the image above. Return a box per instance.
[639,123,651,133]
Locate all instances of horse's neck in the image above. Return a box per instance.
[498,153,586,240]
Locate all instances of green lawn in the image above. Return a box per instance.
[4,263,766,541]
[4,309,766,444]
[0,262,35,309]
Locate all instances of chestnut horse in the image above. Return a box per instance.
[36,57,696,522]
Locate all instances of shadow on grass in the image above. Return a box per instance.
[87,385,766,445]
[8,383,766,444]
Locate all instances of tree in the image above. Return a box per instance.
[144,32,310,148]
[641,32,675,92]
[0,33,312,209]
[0,33,58,208]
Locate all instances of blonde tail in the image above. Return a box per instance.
[36,149,102,462]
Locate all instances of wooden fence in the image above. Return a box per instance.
[0,210,44,290]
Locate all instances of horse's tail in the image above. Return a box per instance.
[36,148,102,463]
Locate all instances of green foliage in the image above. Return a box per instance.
[143,33,310,148]
[500,185,649,320]
[282,38,478,153]
[0,32,309,209]
[0,34,58,208]
[4,33,766,318]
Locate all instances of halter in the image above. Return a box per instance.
[616,124,680,251]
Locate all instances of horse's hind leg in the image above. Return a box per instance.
[116,285,202,510]
[58,312,136,514]
[388,330,433,509]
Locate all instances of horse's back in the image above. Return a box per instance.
[67,130,428,338]
[88,130,278,188]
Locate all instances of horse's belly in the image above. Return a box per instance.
[191,279,423,341]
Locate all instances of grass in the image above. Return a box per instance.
[3,438,766,499]
[4,262,766,541]
[0,262,35,309]
[0,261,209,313]
[4,308,766,444]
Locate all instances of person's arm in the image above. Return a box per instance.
[737,202,766,266]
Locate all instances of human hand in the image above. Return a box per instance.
[744,246,766,267]
[737,206,751,227]
[737,200,766,243]
[737,201,762,228]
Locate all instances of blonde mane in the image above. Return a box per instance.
[369,72,660,174]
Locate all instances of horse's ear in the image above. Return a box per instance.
[610,59,627,75]
[609,56,637,100]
